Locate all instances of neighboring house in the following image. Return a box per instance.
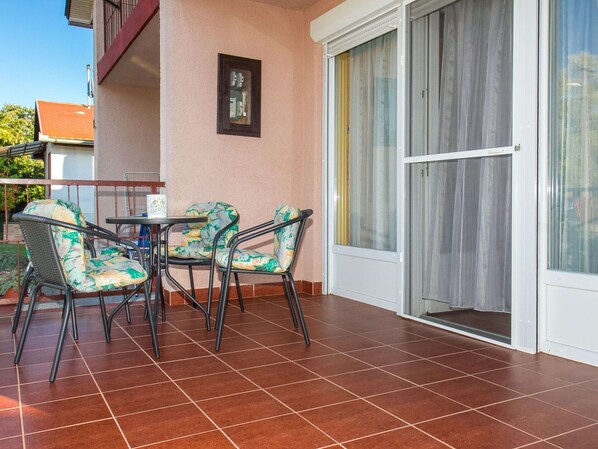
[66,0,598,368]
[35,100,96,222]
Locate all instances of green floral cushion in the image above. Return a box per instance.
[215,248,283,273]
[214,204,301,273]
[23,200,147,293]
[167,201,238,260]
[273,204,301,271]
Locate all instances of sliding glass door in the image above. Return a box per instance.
[406,0,514,342]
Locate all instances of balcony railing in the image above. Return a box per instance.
[104,0,139,51]
[0,177,164,306]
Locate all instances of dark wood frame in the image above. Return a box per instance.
[217,54,262,138]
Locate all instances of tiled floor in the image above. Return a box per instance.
[2,294,598,449]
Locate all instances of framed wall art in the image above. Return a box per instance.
[217,53,262,137]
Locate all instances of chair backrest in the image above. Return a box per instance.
[31,198,88,227]
[273,205,313,271]
[13,214,69,290]
[183,202,239,248]
[22,200,87,288]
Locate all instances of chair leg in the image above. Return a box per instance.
[160,284,166,322]
[234,273,244,312]
[188,266,198,309]
[49,290,75,382]
[97,292,110,342]
[207,258,217,317]
[14,284,42,364]
[144,280,160,359]
[287,273,310,346]
[70,298,79,341]
[282,274,298,328]
[215,270,231,352]
[12,264,34,334]
[122,287,132,324]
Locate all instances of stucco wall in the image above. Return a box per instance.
[160,0,340,288]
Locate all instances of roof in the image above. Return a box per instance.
[0,141,47,159]
[64,0,93,28]
[35,100,94,143]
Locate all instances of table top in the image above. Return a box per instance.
[105,216,207,225]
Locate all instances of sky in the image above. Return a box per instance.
[0,0,93,109]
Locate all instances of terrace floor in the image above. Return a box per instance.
[1,294,598,449]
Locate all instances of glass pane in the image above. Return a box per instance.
[549,0,598,274]
[334,31,397,251]
[409,0,513,157]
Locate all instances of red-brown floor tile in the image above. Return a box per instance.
[301,399,404,441]
[240,361,318,388]
[328,368,412,397]
[269,341,338,360]
[0,408,21,439]
[547,424,598,448]
[217,347,287,369]
[344,427,450,449]
[393,339,464,358]
[479,397,593,439]
[227,321,286,335]
[142,430,236,449]
[0,386,19,410]
[73,327,128,344]
[76,338,140,357]
[476,366,571,395]
[266,378,357,411]
[317,334,382,352]
[17,344,81,366]
[0,367,17,387]
[104,381,190,416]
[368,386,467,423]
[359,328,426,345]
[296,354,370,377]
[84,350,155,372]
[198,390,290,427]
[431,351,510,374]
[134,331,193,349]
[117,403,214,447]
[578,378,598,393]
[0,436,23,449]
[22,394,111,433]
[416,410,537,448]
[17,358,90,384]
[177,371,257,401]
[382,360,465,385]
[347,346,419,366]
[248,330,308,347]
[533,385,598,420]
[433,335,492,350]
[24,419,128,449]
[472,346,542,365]
[224,413,334,449]
[94,364,170,391]
[19,374,99,405]
[0,339,14,353]
[198,335,262,354]
[159,355,231,380]
[151,343,209,362]
[295,320,351,339]
[425,376,522,408]
[523,357,598,383]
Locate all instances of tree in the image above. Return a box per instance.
[0,103,44,213]
[0,104,34,146]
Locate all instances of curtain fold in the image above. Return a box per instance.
[422,0,512,312]
[348,32,397,251]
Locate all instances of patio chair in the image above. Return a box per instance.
[213,205,313,351]
[11,199,129,335]
[13,201,152,382]
[163,201,242,317]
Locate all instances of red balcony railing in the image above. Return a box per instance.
[104,0,139,51]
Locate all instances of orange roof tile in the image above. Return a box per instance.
[36,100,94,142]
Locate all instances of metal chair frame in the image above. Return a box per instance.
[214,209,313,351]
[13,213,157,382]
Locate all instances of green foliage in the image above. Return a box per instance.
[0,104,35,147]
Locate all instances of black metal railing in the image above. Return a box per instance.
[104,0,140,51]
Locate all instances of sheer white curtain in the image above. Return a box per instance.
[423,0,513,312]
[348,32,397,251]
[550,0,598,274]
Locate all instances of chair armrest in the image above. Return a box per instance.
[227,219,274,246]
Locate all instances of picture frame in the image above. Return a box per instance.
[217,53,262,138]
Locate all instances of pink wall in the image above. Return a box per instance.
[160,0,340,288]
